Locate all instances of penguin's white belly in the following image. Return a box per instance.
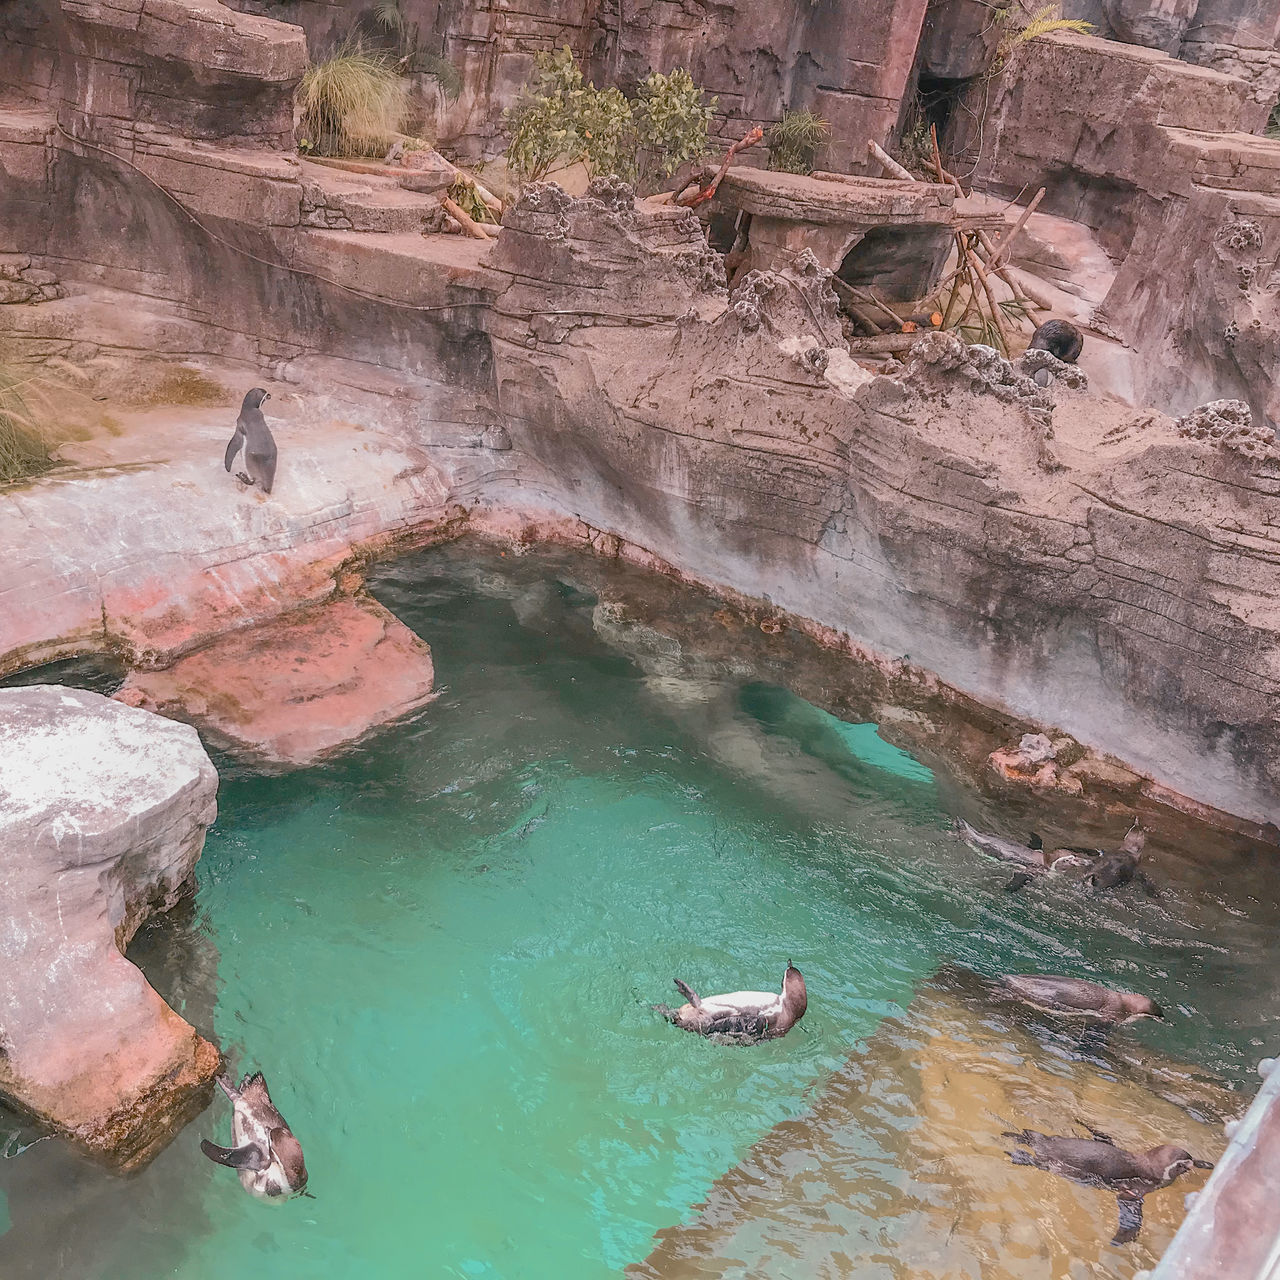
[700,991,780,1016]
[232,1107,288,1198]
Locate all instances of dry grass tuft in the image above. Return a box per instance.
[298,42,410,157]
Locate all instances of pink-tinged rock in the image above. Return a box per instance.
[115,597,436,769]
[989,736,1084,795]
[0,685,221,1171]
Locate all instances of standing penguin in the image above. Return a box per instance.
[1004,1123,1211,1244]
[224,388,277,494]
[200,1072,308,1199]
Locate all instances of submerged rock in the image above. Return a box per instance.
[115,597,436,769]
[0,686,220,1170]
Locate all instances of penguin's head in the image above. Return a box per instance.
[243,387,271,411]
[1121,820,1146,856]
[782,962,807,1014]
[269,1126,308,1194]
[1148,1146,1212,1182]
[1120,992,1164,1021]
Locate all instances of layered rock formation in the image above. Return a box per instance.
[482,185,1280,824]
[957,32,1280,428]
[0,686,220,1169]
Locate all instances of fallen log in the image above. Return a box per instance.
[867,140,915,182]
[847,332,922,354]
[441,194,495,240]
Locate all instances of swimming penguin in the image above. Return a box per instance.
[1004,1124,1211,1244]
[1085,821,1157,895]
[999,975,1164,1024]
[655,962,807,1043]
[200,1072,308,1199]
[1028,318,1084,363]
[953,819,1097,892]
[224,388,277,495]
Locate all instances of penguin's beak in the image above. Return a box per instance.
[1193,1159,1214,1169]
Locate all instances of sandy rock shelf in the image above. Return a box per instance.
[0,686,221,1170]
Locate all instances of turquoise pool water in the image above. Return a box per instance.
[1,545,1276,1279]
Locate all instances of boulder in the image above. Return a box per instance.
[0,685,220,1170]
[115,597,437,769]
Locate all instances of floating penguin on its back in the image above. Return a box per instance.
[655,962,807,1043]
[1004,1123,1211,1244]
[200,1072,308,1199]
[224,387,277,495]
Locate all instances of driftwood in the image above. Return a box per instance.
[867,140,915,182]
[988,187,1045,269]
[847,332,923,354]
[675,126,765,208]
[440,195,494,240]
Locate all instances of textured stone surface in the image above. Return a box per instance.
[115,598,437,768]
[957,32,1280,425]
[0,399,457,674]
[0,686,220,1169]
[483,186,1280,822]
[228,0,928,169]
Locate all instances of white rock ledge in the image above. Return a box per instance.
[0,685,221,1170]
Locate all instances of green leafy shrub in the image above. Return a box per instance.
[504,48,714,188]
[297,42,409,157]
[634,68,715,180]
[0,361,54,485]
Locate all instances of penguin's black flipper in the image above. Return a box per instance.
[1004,871,1034,893]
[1076,1120,1117,1144]
[200,1139,269,1171]
[1112,1195,1144,1245]
[224,429,243,473]
[1136,871,1160,898]
[1027,832,1044,851]
[673,978,701,1007]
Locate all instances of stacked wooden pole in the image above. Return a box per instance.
[847,129,1047,358]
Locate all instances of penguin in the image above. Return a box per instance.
[999,975,1164,1024]
[224,388,277,495]
[655,962,807,1043]
[1028,318,1084,363]
[200,1072,308,1199]
[1084,821,1157,895]
[1004,1123,1211,1244]
[953,819,1097,892]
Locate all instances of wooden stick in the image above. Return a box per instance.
[928,126,966,199]
[441,195,494,240]
[830,275,891,329]
[867,140,914,182]
[847,332,923,354]
[987,186,1045,269]
[974,229,1040,324]
[966,246,1011,354]
[845,281,907,330]
[676,125,765,208]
